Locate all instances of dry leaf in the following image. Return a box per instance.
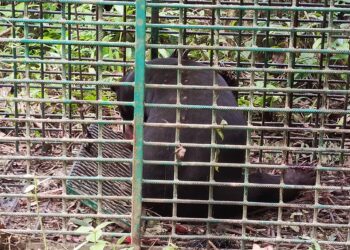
[175,145,186,160]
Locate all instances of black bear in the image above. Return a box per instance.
[112,57,314,218]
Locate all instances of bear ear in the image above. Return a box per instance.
[91,1,113,12]
[103,4,113,11]
[103,0,113,11]
[170,49,191,60]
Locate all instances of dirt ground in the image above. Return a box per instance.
[1,120,349,250]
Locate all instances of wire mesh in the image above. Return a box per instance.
[0,0,349,249]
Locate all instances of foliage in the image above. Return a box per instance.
[72,219,131,250]
[308,240,322,250]
[2,2,349,114]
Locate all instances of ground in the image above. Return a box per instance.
[0,117,349,249]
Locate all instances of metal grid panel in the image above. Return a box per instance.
[0,0,349,249]
[0,1,136,249]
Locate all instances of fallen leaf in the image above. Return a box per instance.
[175,145,186,160]
[175,224,189,234]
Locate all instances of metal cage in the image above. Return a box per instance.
[0,0,349,249]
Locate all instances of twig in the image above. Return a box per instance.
[208,240,219,250]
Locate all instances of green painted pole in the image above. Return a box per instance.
[131,0,146,248]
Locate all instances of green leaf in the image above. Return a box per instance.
[337,116,344,126]
[75,226,93,234]
[114,5,125,14]
[43,36,53,41]
[163,243,179,250]
[116,236,128,245]
[90,241,107,250]
[215,128,224,141]
[215,119,227,141]
[334,39,349,50]
[87,229,103,243]
[220,119,228,126]
[308,240,321,250]
[158,49,171,58]
[238,97,250,107]
[74,241,88,250]
[72,218,93,227]
[255,81,264,88]
[312,38,322,50]
[102,34,114,42]
[16,2,25,11]
[254,97,264,107]
[230,20,237,26]
[95,222,113,231]
[214,149,220,172]
[126,48,133,60]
